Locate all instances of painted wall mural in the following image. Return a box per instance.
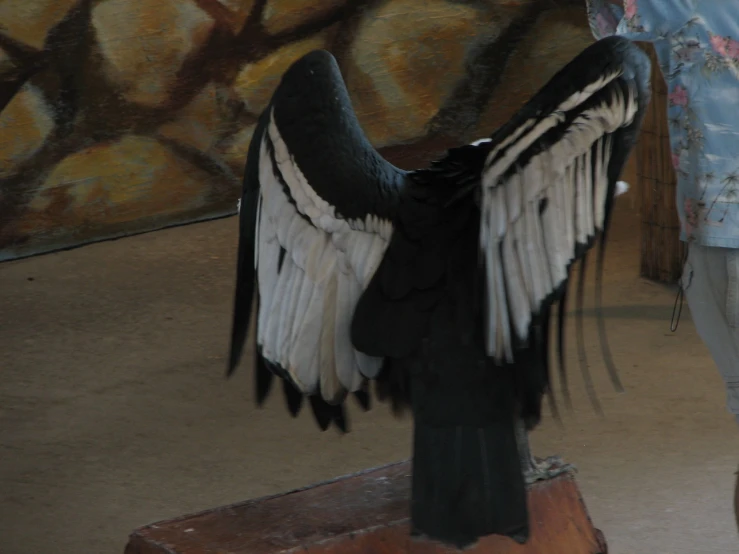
[0,0,593,261]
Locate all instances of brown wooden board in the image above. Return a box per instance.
[124,460,607,554]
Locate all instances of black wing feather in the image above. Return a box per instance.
[227,109,270,377]
[255,341,275,406]
[282,379,304,417]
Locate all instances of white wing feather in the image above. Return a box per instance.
[480,75,640,362]
[254,109,392,398]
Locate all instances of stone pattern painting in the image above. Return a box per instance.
[0,0,592,261]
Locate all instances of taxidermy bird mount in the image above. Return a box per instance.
[227,36,651,549]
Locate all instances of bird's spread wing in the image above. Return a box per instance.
[228,50,404,429]
[414,36,651,370]
[478,36,650,364]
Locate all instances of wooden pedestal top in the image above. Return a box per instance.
[124,460,607,554]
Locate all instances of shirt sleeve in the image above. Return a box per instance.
[586,0,696,42]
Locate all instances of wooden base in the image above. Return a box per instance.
[124,460,607,554]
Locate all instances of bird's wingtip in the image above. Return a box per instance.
[226,351,240,378]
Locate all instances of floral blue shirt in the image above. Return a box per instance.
[587,0,739,248]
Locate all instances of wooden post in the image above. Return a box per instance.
[124,460,607,554]
[637,42,686,284]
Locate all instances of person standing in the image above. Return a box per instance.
[586,0,739,531]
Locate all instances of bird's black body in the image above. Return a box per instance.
[228,36,651,549]
[356,185,530,543]
[350,138,563,545]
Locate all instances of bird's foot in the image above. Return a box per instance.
[522,455,576,485]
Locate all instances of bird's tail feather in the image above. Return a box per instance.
[410,419,529,548]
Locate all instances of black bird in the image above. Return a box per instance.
[228,36,651,549]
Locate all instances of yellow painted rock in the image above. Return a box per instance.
[23,136,215,235]
[158,82,229,153]
[92,0,215,108]
[346,0,514,148]
[262,0,346,35]
[0,0,79,50]
[0,83,54,178]
[216,0,257,33]
[220,124,257,175]
[474,7,594,136]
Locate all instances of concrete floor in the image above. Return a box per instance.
[2,187,739,553]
